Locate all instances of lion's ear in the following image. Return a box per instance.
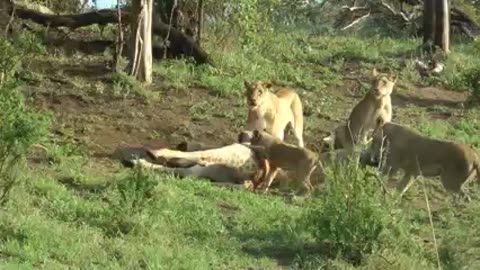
[244,80,251,89]
[372,68,379,77]
[263,81,273,89]
[388,72,398,83]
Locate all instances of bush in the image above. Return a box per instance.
[0,80,50,205]
[303,157,418,265]
[0,35,50,206]
[104,169,158,236]
[462,66,480,100]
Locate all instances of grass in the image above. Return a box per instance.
[3,138,480,269]
[0,157,307,269]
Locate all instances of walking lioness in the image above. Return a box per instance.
[325,69,396,150]
[369,122,480,201]
[244,80,304,147]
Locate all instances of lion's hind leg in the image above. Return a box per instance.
[441,170,472,203]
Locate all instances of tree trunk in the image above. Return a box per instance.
[434,0,450,53]
[114,0,124,72]
[423,0,435,45]
[130,0,153,84]
[196,0,204,45]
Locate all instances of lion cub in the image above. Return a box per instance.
[369,122,480,201]
[244,80,304,147]
[325,69,396,150]
[247,130,319,195]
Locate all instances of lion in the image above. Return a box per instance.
[244,80,304,147]
[147,142,262,175]
[324,69,396,150]
[244,130,319,195]
[368,121,480,201]
[121,141,272,188]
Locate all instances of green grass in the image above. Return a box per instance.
[0,157,307,269]
[4,138,480,269]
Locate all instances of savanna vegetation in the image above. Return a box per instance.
[0,0,480,269]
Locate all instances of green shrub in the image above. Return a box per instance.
[104,169,158,236]
[0,36,50,206]
[304,157,418,265]
[0,80,50,206]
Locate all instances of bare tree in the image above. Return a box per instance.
[423,0,450,53]
[130,0,153,84]
[423,0,435,45]
[435,0,450,52]
[196,0,204,45]
[114,0,124,72]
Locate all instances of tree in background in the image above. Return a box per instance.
[129,0,153,84]
[423,0,450,53]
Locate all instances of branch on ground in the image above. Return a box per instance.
[1,0,213,65]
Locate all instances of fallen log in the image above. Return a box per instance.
[2,0,213,65]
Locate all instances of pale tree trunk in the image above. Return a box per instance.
[130,0,153,84]
[423,0,450,53]
[434,0,450,52]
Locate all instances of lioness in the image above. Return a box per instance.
[369,122,480,201]
[246,130,319,195]
[244,80,304,147]
[327,69,396,150]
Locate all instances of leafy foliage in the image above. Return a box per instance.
[304,158,420,264]
[0,35,50,206]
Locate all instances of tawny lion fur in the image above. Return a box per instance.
[246,130,319,195]
[324,68,396,150]
[244,80,304,147]
[369,122,480,201]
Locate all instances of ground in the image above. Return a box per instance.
[28,57,469,160]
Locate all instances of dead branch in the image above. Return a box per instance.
[5,4,16,37]
[1,0,213,65]
[340,5,369,12]
[379,0,411,22]
[342,11,370,30]
[335,0,479,40]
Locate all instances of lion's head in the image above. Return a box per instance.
[244,80,273,108]
[371,68,397,97]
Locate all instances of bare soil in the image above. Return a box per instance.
[26,59,469,173]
